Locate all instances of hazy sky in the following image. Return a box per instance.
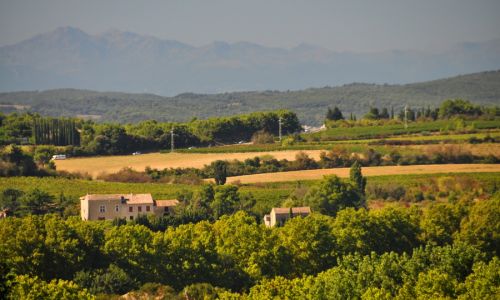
[1,0,499,51]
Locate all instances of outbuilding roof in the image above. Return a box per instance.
[155,199,179,207]
[271,207,311,215]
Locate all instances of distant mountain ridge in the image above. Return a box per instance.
[1,26,500,95]
[1,70,499,125]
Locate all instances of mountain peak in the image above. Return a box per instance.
[1,27,499,95]
[49,26,90,39]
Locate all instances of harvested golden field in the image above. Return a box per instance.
[55,150,324,177]
[221,164,500,184]
[405,143,500,157]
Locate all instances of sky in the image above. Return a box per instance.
[0,0,499,52]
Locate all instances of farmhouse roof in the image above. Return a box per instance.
[272,207,311,214]
[81,194,154,204]
[155,199,179,207]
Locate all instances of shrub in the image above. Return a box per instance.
[97,168,152,183]
[251,130,275,144]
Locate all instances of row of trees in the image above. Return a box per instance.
[1,196,498,298]
[33,118,80,146]
[1,110,301,155]
[325,99,499,124]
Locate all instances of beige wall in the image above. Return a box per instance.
[81,198,90,220]
[82,199,156,221]
[269,210,310,227]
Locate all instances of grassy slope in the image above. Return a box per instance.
[1,70,499,125]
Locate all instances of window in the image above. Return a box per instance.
[146,206,150,212]
[99,205,105,213]
[138,206,142,212]
[164,207,169,212]
[98,217,105,220]
[129,206,133,212]
[129,216,134,220]
[115,205,119,212]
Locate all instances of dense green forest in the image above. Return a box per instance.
[1,195,498,299]
[0,70,499,125]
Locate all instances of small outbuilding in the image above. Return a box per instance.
[263,206,311,227]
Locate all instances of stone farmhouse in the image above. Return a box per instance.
[80,193,178,221]
[263,206,311,227]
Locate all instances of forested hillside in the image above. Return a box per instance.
[0,70,499,125]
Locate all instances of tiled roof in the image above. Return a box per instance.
[272,207,311,214]
[81,194,154,204]
[155,199,179,207]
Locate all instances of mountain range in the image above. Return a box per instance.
[1,26,500,95]
[1,70,499,125]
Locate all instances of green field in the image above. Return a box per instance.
[0,176,290,216]
[3,172,499,216]
[175,120,499,154]
[309,119,500,141]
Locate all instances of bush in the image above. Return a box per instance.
[251,130,275,144]
[97,168,152,183]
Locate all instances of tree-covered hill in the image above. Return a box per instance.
[0,70,499,125]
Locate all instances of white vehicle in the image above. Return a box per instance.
[132,151,142,155]
[51,154,67,160]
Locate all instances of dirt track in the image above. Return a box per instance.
[221,164,500,184]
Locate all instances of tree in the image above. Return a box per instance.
[459,257,500,299]
[439,99,482,119]
[103,225,155,283]
[380,107,390,119]
[0,188,23,215]
[73,264,137,295]
[350,161,367,195]
[33,146,55,166]
[213,212,284,287]
[459,197,500,255]
[194,184,215,209]
[251,130,274,144]
[2,145,37,176]
[413,269,458,299]
[8,275,94,300]
[19,188,54,215]
[326,107,344,121]
[364,107,380,120]
[278,214,336,275]
[213,160,228,185]
[303,175,364,216]
[211,185,240,219]
[419,203,462,246]
[246,276,313,300]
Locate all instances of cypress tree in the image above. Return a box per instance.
[350,161,366,195]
